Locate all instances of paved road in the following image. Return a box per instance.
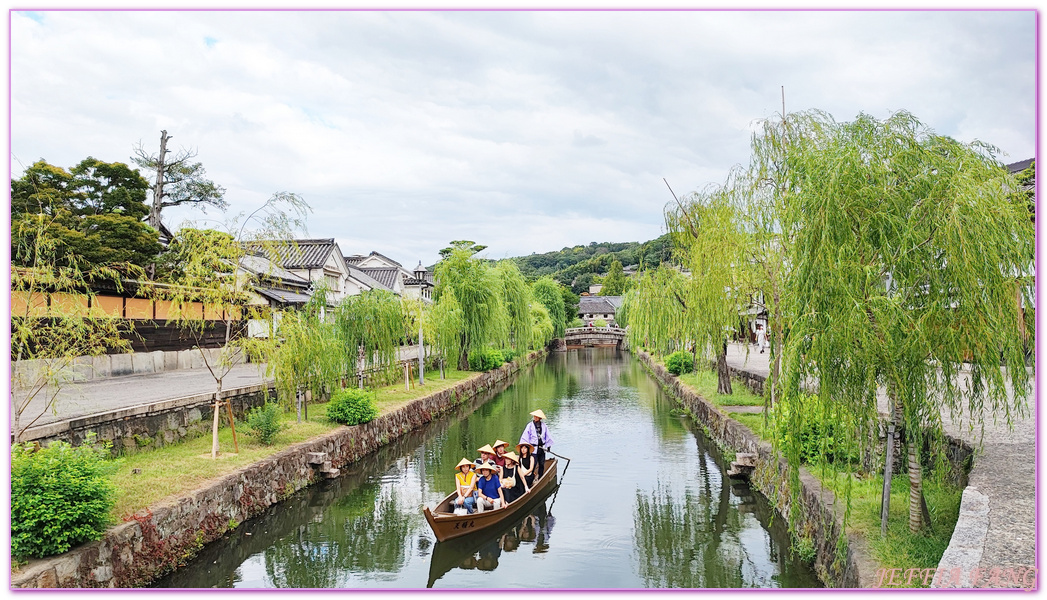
[12,363,274,431]
[725,342,1036,587]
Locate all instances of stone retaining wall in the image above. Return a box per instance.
[640,351,878,588]
[22,383,274,456]
[11,351,545,588]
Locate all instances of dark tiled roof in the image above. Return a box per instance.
[253,286,312,305]
[579,296,619,315]
[360,267,401,291]
[368,251,402,268]
[239,254,311,288]
[246,239,338,270]
[344,254,365,265]
[346,265,385,291]
[1007,158,1034,174]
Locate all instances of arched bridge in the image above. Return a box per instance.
[564,326,628,349]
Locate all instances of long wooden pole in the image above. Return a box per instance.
[225,400,239,454]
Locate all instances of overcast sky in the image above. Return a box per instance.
[10,9,1036,267]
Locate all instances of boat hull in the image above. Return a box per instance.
[424,458,558,542]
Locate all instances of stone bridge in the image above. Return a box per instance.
[564,326,627,349]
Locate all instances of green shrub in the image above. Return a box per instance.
[12,437,116,559]
[327,388,379,425]
[593,318,608,328]
[665,350,694,376]
[468,347,505,371]
[246,402,288,445]
[568,317,584,328]
[499,348,518,363]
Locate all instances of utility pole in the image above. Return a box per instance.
[148,130,171,230]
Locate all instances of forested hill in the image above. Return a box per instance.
[507,234,673,293]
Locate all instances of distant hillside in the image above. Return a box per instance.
[508,234,674,294]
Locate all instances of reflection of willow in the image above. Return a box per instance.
[634,471,762,588]
[262,481,414,587]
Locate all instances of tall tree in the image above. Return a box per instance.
[11,159,162,271]
[776,110,1033,533]
[133,130,228,229]
[432,244,507,370]
[598,259,627,296]
[532,276,567,338]
[334,289,405,386]
[493,261,532,352]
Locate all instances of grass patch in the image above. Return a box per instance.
[729,412,769,438]
[110,369,484,521]
[674,366,765,406]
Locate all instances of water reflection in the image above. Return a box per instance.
[154,349,822,589]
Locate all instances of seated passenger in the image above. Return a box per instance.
[476,444,496,467]
[501,451,529,504]
[452,458,477,514]
[516,443,537,487]
[475,460,504,513]
[491,440,510,468]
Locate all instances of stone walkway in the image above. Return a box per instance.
[724,342,1037,588]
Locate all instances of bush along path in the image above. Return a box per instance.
[11,351,546,588]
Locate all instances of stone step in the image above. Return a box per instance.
[306,452,327,465]
[324,468,340,479]
[734,452,758,467]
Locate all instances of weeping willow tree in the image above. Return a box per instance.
[529,301,555,350]
[432,245,507,370]
[622,266,694,355]
[776,109,1034,533]
[665,177,751,394]
[334,289,405,385]
[493,261,532,352]
[158,191,310,456]
[259,284,341,423]
[424,287,464,378]
[532,276,567,339]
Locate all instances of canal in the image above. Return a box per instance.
[155,349,822,588]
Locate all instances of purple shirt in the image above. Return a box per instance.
[519,420,553,450]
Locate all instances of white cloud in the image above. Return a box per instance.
[10,10,1036,265]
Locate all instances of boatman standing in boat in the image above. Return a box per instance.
[519,409,553,479]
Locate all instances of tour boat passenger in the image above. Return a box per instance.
[491,440,510,468]
[476,444,496,468]
[475,460,505,513]
[516,442,536,487]
[501,451,529,503]
[452,458,477,514]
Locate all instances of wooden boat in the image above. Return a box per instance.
[424,457,558,542]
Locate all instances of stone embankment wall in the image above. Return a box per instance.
[23,383,273,456]
[12,351,545,588]
[639,351,878,588]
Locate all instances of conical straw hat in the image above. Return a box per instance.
[503,451,520,464]
[477,444,495,454]
[456,458,474,470]
[530,409,547,420]
[493,440,509,450]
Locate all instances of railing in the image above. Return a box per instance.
[565,326,627,337]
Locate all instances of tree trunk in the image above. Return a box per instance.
[716,341,732,395]
[908,440,926,534]
[148,130,169,229]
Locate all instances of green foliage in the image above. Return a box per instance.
[11,158,161,271]
[532,276,567,338]
[11,438,116,559]
[665,351,694,376]
[468,347,505,372]
[529,301,555,349]
[568,317,584,328]
[326,388,379,425]
[592,318,608,328]
[132,132,228,226]
[507,235,674,293]
[499,347,518,363]
[493,261,532,351]
[433,244,508,369]
[597,259,627,296]
[246,402,288,445]
[771,393,859,465]
[334,289,405,380]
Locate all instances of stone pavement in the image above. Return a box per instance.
[12,362,274,430]
[723,342,1037,587]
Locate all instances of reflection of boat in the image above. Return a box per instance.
[426,494,555,588]
[424,457,558,542]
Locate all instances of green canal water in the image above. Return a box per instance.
[155,349,822,589]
